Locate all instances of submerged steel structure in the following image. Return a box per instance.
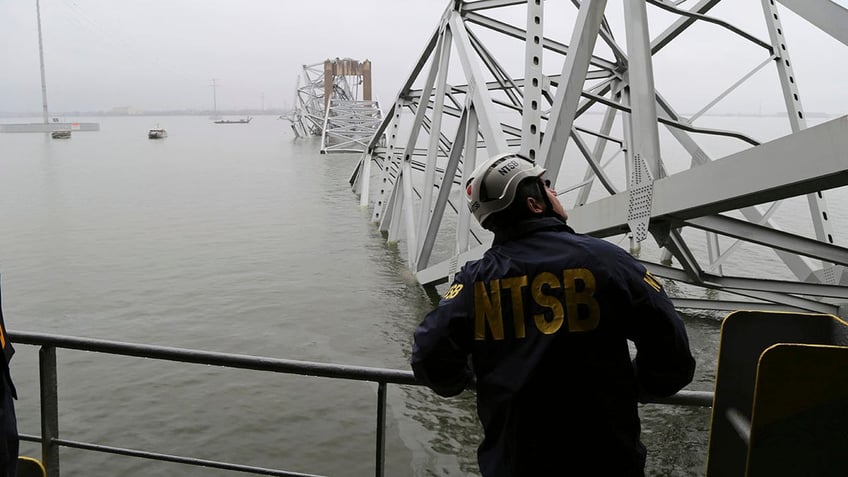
[349,0,848,316]
[285,58,383,153]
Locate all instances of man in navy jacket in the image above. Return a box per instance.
[411,153,695,476]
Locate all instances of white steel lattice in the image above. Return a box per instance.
[285,62,326,138]
[349,0,848,316]
[285,60,374,142]
[321,99,384,154]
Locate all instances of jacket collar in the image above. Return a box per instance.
[492,216,575,245]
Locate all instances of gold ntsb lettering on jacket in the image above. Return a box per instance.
[473,268,600,340]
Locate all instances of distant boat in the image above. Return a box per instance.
[51,130,71,139]
[214,116,252,124]
[148,128,167,139]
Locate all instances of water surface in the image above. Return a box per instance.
[2,115,724,476]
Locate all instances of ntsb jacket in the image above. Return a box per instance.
[411,217,695,477]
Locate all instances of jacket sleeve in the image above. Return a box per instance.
[615,253,696,399]
[410,275,474,397]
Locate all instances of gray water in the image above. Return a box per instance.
[2,114,723,476]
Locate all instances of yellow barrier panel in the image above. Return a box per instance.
[706,310,848,477]
[17,456,46,477]
[746,344,848,477]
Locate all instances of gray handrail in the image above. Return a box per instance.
[10,331,417,384]
[7,330,712,477]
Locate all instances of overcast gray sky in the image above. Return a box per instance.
[1,0,846,115]
[1,0,446,113]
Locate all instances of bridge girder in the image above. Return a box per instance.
[350,0,848,316]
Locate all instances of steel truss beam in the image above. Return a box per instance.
[286,59,377,151]
[349,0,848,316]
[284,62,326,138]
[320,99,384,154]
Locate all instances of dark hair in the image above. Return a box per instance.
[482,177,546,231]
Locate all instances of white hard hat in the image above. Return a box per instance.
[465,153,546,226]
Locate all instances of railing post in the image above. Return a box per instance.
[39,345,60,477]
[375,382,387,477]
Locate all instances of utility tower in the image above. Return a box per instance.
[210,78,220,120]
[349,0,848,316]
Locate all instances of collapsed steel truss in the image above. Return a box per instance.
[349,0,848,316]
[286,62,327,138]
[321,99,384,154]
[286,59,383,154]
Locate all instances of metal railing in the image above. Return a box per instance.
[8,330,713,477]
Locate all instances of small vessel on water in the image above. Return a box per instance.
[148,127,167,139]
[207,79,251,124]
[214,116,252,124]
[50,130,71,139]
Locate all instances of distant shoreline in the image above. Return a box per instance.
[0,109,837,120]
[0,110,289,119]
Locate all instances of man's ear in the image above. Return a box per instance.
[526,196,546,214]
